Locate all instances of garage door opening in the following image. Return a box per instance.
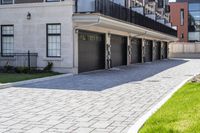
[144,40,153,62]
[155,41,161,60]
[111,35,127,67]
[131,38,142,63]
[163,42,168,59]
[78,31,105,73]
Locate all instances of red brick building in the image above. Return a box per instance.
[170,2,188,42]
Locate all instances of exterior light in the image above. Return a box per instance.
[27,12,31,20]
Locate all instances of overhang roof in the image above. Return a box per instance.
[73,13,178,42]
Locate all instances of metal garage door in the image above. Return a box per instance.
[144,40,153,62]
[154,41,161,60]
[131,38,142,63]
[78,31,105,73]
[111,35,127,67]
[163,42,168,59]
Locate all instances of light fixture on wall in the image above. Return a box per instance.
[27,12,31,20]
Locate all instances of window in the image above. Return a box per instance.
[1,0,13,4]
[188,32,200,42]
[47,24,61,57]
[189,3,200,11]
[1,25,14,56]
[180,9,184,26]
[188,3,200,42]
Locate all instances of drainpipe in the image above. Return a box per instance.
[72,18,101,73]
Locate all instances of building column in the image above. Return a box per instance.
[166,41,169,59]
[105,33,111,69]
[161,41,164,59]
[127,36,131,65]
[127,0,131,8]
[73,29,79,74]
[142,38,146,63]
[152,40,157,61]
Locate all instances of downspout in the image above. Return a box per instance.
[72,18,101,70]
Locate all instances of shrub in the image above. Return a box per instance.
[15,67,30,73]
[43,62,53,72]
[4,62,14,72]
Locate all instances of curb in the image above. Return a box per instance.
[0,73,73,89]
[127,74,197,133]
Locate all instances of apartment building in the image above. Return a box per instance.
[170,0,200,42]
[0,0,177,73]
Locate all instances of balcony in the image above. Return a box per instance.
[165,5,170,13]
[75,0,177,37]
[131,6,144,15]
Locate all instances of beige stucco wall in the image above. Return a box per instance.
[169,42,200,58]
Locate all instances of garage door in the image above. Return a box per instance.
[154,41,161,60]
[131,38,142,63]
[111,35,127,67]
[78,31,105,73]
[144,40,153,62]
[163,42,168,59]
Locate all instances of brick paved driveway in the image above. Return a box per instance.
[0,59,200,133]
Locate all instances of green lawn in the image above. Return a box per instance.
[139,82,200,133]
[0,73,59,83]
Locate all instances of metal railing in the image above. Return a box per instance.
[75,0,177,37]
[0,51,38,69]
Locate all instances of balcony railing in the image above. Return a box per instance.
[75,0,177,37]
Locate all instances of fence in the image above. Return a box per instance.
[0,51,38,69]
[169,42,200,58]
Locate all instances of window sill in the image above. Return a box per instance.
[43,57,63,61]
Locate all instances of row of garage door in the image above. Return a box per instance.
[78,31,168,73]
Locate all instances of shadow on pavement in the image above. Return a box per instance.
[17,59,188,91]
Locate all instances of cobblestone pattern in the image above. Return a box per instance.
[0,59,199,133]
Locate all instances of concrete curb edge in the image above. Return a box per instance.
[0,73,73,89]
[127,74,197,133]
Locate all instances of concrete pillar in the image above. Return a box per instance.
[127,36,131,65]
[142,38,146,63]
[152,40,156,61]
[73,29,79,74]
[161,41,164,59]
[127,0,131,8]
[105,33,111,69]
[167,42,169,59]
